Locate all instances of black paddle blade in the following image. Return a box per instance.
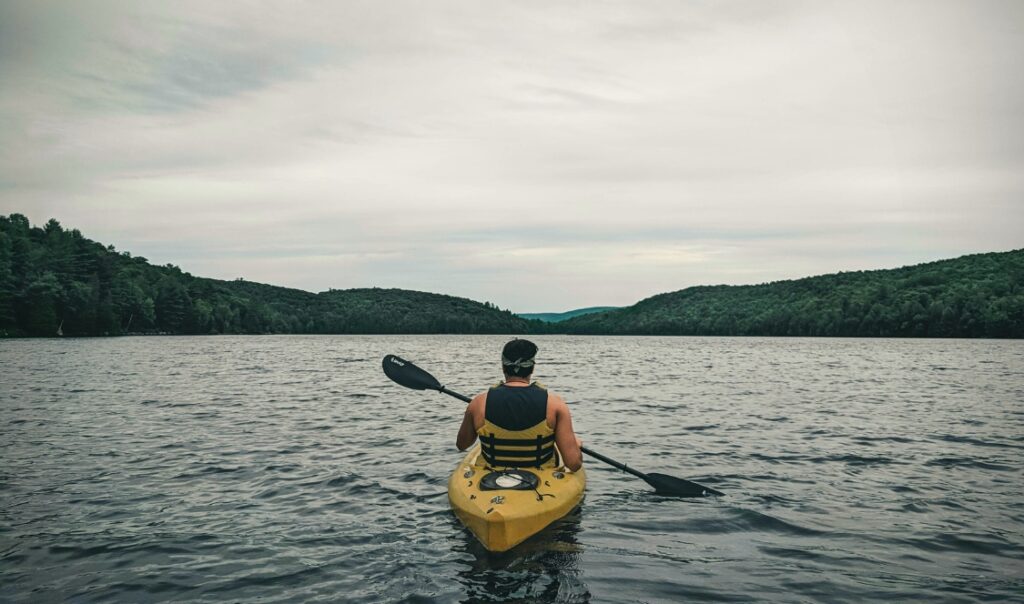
[644,473,724,497]
[382,355,443,391]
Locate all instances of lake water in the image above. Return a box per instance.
[1,335,1022,603]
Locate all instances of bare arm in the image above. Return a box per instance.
[456,393,484,451]
[552,396,583,471]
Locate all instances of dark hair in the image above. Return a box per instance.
[501,339,538,378]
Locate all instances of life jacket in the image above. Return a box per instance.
[476,382,557,469]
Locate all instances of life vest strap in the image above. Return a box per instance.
[479,433,555,447]
[482,451,555,468]
[481,432,556,468]
[481,447,553,458]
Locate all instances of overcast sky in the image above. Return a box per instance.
[1,1,1021,311]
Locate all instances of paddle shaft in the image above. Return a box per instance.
[382,354,721,496]
[382,354,720,497]
[436,383,650,480]
[441,387,471,403]
[579,446,650,482]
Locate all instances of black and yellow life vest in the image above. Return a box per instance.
[476,382,556,469]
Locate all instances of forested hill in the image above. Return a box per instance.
[3,213,1021,338]
[0,214,536,336]
[557,250,1024,338]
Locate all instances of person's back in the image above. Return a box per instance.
[456,339,583,471]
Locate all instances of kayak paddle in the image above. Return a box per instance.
[382,354,723,497]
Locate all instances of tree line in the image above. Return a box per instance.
[0,214,534,337]
[2,214,1020,338]
[556,250,1024,338]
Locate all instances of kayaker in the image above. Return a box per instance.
[456,339,584,471]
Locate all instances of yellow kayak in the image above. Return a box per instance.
[447,445,586,552]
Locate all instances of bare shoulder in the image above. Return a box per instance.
[547,391,569,412]
[469,391,487,414]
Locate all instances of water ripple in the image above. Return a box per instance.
[1,335,1022,602]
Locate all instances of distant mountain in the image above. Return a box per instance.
[0,214,539,336]
[518,306,619,323]
[556,250,1024,338]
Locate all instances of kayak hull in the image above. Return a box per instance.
[447,446,586,552]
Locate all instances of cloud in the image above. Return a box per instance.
[1,0,1022,311]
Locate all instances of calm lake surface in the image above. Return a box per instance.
[1,335,1022,603]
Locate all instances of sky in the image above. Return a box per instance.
[1,1,1022,312]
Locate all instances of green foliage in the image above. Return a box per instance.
[1,213,1019,338]
[0,214,539,337]
[558,251,1024,338]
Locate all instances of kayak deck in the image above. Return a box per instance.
[447,446,586,552]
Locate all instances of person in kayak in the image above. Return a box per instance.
[456,339,584,471]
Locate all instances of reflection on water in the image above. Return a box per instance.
[455,508,590,604]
